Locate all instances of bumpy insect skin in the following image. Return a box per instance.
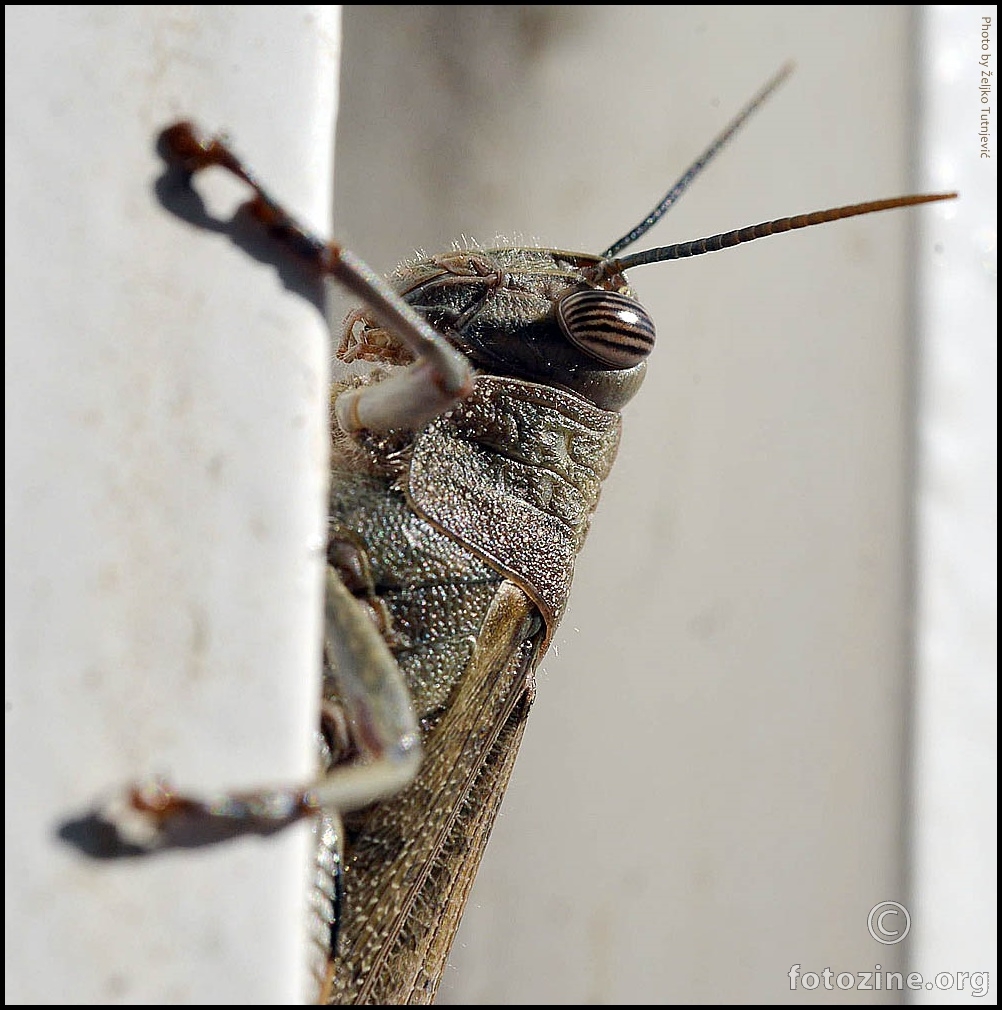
[407,373,623,639]
[319,250,645,1001]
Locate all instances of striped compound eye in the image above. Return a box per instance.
[555,288,656,369]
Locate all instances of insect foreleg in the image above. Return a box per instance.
[159,122,474,435]
[323,254,474,434]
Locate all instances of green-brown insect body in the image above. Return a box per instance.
[320,248,644,1001]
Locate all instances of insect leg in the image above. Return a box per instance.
[160,122,474,434]
[309,567,423,812]
[308,809,344,1000]
[103,567,422,851]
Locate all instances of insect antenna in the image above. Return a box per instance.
[602,62,795,259]
[596,192,958,279]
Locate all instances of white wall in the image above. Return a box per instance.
[910,8,997,1004]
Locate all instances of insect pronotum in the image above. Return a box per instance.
[99,66,955,1003]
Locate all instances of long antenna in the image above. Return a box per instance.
[602,63,795,259]
[597,193,957,277]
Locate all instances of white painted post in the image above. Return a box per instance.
[6,7,340,1002]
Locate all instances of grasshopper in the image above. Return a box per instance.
[100,66,954,1003]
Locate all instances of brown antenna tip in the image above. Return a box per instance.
[606,191,958,273]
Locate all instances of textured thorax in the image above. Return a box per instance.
[408,374,621,640]
[334,245,646,648]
